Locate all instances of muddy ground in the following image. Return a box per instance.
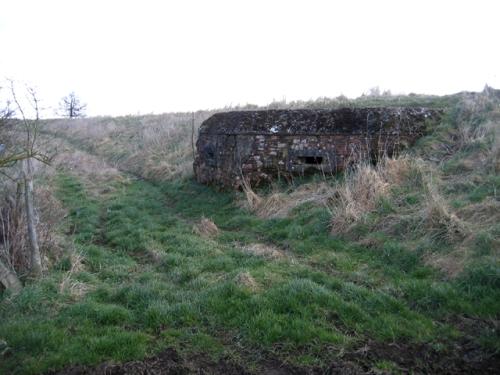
[48,338,500,375]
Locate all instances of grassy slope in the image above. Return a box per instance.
[0,91,499,374]
[0,174,448,374]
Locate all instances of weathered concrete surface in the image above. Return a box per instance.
[194,108,441,188]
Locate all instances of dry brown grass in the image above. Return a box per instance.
[240,156,421,232]
[423,249,468,278]
[329,158,412,234]
[327,154,471,244]
[59,251,90,300]
[193,217,219,238]
[486,117,500,173]
[457,199,500,227]
[35,184,66,263]
[51,146,126,196]
[330,164,388,234]
[234,271,259,291]
[424,198,499,278]
[41,111,215,181]
[327,153,470,245]
[0,185,29,275]
[145,241,164,264]
[421,181,468,243]
[241,179,334,219]
[241,178,263,210]
[239,243,285,259]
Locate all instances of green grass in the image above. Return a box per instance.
[0,171,484,374]
[2,89,499,372]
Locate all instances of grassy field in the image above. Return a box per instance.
[0,90,499,374]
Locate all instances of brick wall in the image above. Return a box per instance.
[194,133,416,188]
[193,108,441,188]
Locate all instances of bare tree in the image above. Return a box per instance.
[10,82,48,277]
[0,82,50,291]
[59,92,86,118]
[0,97,14,124]
[0,95,22,292]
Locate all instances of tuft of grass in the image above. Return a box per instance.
[192,217,219,238]
[421,181,468,244]
[329,156,417,234]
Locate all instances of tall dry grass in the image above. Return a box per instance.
[327,155,471,243]
[58,251,89,300]
[421,179,468,243]
[329,157,413,234]
[241,155,428,228]
[241,180,334,219]
[42,111,215,181]
[240,149,474,266]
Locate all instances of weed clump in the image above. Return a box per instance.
[421,182,468,243]
[234,271,259,291]
[240,243,285,259]
[193,217,219,238]
[241,181,333,219]
[330,163,388,233]
[330,157,414,234]
[58,251,89,300]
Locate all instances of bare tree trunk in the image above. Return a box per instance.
[23,158,42,277]
[0,257,22,293]
[191,112,195,160]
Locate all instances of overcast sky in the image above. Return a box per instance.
[1,0,499,117]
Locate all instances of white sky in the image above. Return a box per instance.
[1,0,499,117]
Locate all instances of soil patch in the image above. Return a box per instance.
[46,348,249,375]
[47,339,500,375]
[339,338,500,374]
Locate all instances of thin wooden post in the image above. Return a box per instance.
[24,158,42,277]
